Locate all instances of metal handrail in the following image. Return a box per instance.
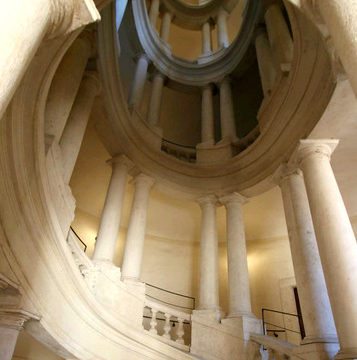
[145,294,194,311]
[162,138,196,150]
[70,226,87,252]
[262,308,305,340]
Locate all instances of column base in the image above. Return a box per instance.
[292,342,340,360]
[221,314,262,340]
[335,348,357,360]
[193,308,223,322]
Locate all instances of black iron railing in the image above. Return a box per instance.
[70,226,87,252]
[262,308,305,340]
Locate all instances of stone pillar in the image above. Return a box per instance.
[149,0,160,28]
[128,54,150,108]
[255,28,278,97]
[121,174,155,280]
[278,166,338,352]
[197,195,219,311]
[317,1,357,98]
[92,155,133,263]
[147,72,165,127]
[264,3,293,72]
[297,139,357,359]
[200,84,215,145]
[0,0,98,120]
[0,309,37,360]
[218,77,237,142]
[59,71,100,183]
[220,193,252,317]
[202,22,212,55]
[45,29,94,141]
[160,11,172,43]
[217,8,229,48]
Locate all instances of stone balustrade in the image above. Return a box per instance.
[143,299,191,351]
[161,140,197,163]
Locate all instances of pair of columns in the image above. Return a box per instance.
[148,0,172,43]
[200,78,237,145]
[92,155,155,281]
[278,140,357,359]
[201,7,229,56]
[197,194,252,318]
[0,0,99,121]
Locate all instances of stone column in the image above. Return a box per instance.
[0,309,37,360]
[197,195,219,311]
[297,139,357,359]
[59,71,100,184]
[255,28,278,97]
[278,166,338,351]
[45,29,94,141]
[202,22,212,55]
[264,3,293,72]
[149,0,160,28]
[147,72,165,127]
[220,193,252,317]
[160,11,172,43]
[217,8,229,48]
[128,54,150,108]
[0,0,98,120]
[200,84,215,145]
[92,155,132,263]
[317,1,357,98]
[218,77,237,142]
[121,174,155,280]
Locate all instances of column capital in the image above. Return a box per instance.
[82,71,101,96]
[133,53,151,64]
[219,192,247,206]
[0,309,40,331]
[108,154,134,170]
[151,71,166,82]
[197,194,217,207]
[272,164,302,186]
[216,76,232,88]
[131,173,155,189]
[48,0,100,39]
[201,83,214,92]
[295,139,339,164]
[217,7,229,20]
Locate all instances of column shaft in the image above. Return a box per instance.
[128,54,149,108]
[0,0,53,119]
[45,29,93,141]
[217,8,229,48]
[92,156,131,263]
[160,12,172,43]
[219,77,237,142]
[59,72,100,183]
[198,196,219,310]
[279,169,337,344]
[297,140,357,358]
[147,73,165,127]
[149,0,160,28]
[318,0,357,98]
[201,85,215,144]
[121,174,155,280]
[264,3,293,71]
[255,29,278,97]
[202,22,212,55]
[221,194,252,317]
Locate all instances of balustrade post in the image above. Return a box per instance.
[296,140,357,359]
[264,3,293,72]
[128,54,150,108]
[160,11,172,43]
[255,27,278,97]
[163,313,171,339]
[149,0,160,28]
[217,8,229,48]
[149,308,158,334]
[202,22,212,55]
[176,318,185,345]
